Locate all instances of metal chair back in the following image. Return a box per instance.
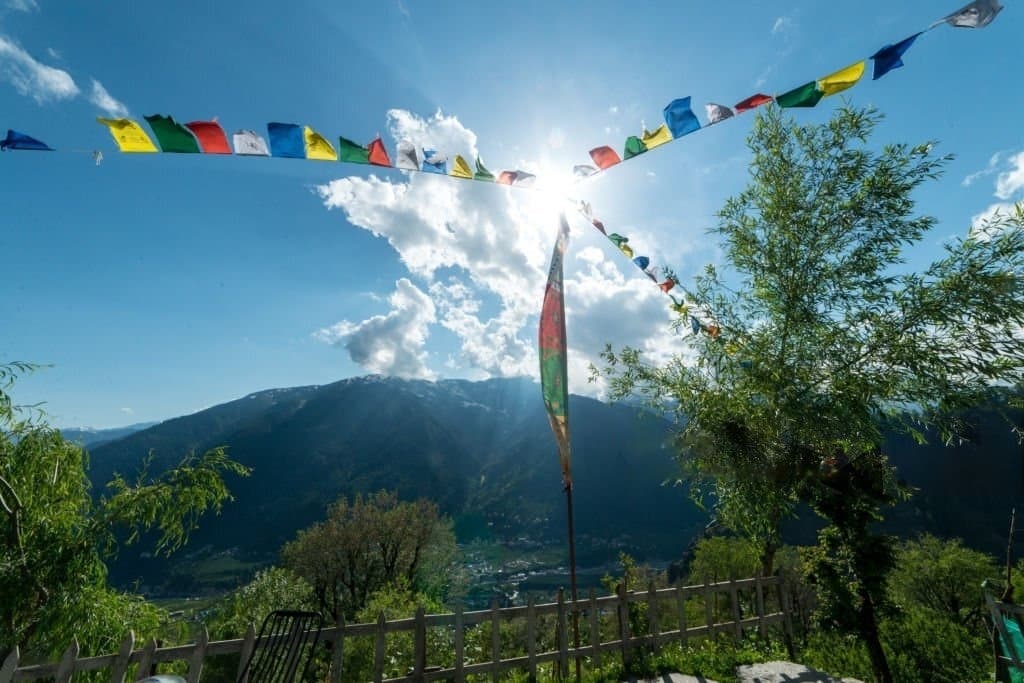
[237,610,323,683]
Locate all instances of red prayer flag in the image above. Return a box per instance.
[659,279,676,293]
[497,171,516,185]
[588,146,621,170]
[368,138,391,166]
[734,93,773,112]
[185,120,231,154]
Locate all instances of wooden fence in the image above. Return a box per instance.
[3,575,793,683]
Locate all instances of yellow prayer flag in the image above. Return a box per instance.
[817,61,866,96]
[619,243,635,259]
[96,118,158,153]
[451,155,473,179]
[304,126,338,161]
[641,124,673,150]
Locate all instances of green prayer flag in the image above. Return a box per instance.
[474,157,495,181]
[776,81,824,108]
[623,135,647,160]
[338,136,370,164]
[144,114,200,153]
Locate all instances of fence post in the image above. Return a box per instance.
[526,597,537,683]
[616,582,632,671]
[137,638,157,679]
[236,623,256,683]
[490,599,501,683]
[414,607,426,683]
[373,612,386,683]
[329,617,345,683]
[676,585,688,646]
[647,582,660,652]
[729,576,742,641]
[109,630,135,683]
[1,646,20,683]
[587,589,600,671]
[185,625,208,683]
[454,604,465,683]
[556,589,569,680]
[54,638,79,683]
[703,577,714,637]
[755,576,767,639]
[780,581,796,660]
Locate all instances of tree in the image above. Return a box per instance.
[282,491,457,622]
[597,104,1024,682]
[0,363,250,660]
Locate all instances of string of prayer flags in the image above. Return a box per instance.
[818,61,866,96]
[185,120,231,154]
[267,122,305,158]
[97,118,158,153]
[937,0,1003,28]
[338,136,371,164]
[304,127,338,161]
[608,233,634,258]
[233,129,270,156]
[871,34,921,80]
[705,103,735,124]
[367,138,391,166]
[422,149,447,174]
[395,140,418,170]
[734,94,773,113]
[496,170,536,186]
[451,155,473,179]
[539,213,572,489]
[776,81,824,108]
[663,97,701,138]
[145,115,200,153]
[474,157,495,181]
[1,129,53,151]
[589,146,621,170]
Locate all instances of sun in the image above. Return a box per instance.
[523,163,582,219]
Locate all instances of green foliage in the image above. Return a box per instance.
[282,490,458,622]
[0,362,249,660]
[207,567,315,639]
[686,537,760,584]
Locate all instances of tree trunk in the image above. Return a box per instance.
[759,541,777,577]
[857,583,892,683]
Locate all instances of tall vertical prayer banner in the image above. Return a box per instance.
[540,214,572,489]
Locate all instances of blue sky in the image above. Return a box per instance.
[1,0,1021,427]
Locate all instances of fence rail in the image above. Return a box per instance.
[3,575,793,683]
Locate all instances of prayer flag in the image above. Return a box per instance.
[185,120,231,154]
[623,135,647,160]
[539,213,573,489]
[497,170,517,185]
[573,164,598,178]
[663,97,701,138]
[368,138,391,166]
[871,33,921,80]
[1,129,52,151]
[451,155,473,179]
[734,93,773,112]
[474,157,495,181]
[233,130,270,156]
[690,316,701,335]
[659,278,677,293]
[641,124,672,150]
[939,0,1003,28]
[589,145,621,169]
[304,126,338,161]
[267,122,305,158]
[670,296,688,315]
[776,81,823,108]
[422,149,447,174]
[633,256,650,270]
[395,140,418,170]
[338,136,370,164]
[818,61,866,96]
[705,103,735,124]
[97,118,158,153]
[512,170,536,187]
[145,115,200,153]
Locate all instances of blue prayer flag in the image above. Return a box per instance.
[663,97,701,139]
[422,149,447,174]
[1,129,53,151]
[266,122,305,158]
[871,33,921,80]
[632,256,650,270]
[690,317,701,335]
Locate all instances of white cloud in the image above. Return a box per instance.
[962,150,1004,187]
[608,105,619,115]
[315,109,689,390]
[46,47,59,60]
[120,407,134,415]
[315,278,437,379]
[0,35,78,103]
[995,151,1024,200]
[88,78,129,117]
[771,16,794,36]
[6,0,38,12]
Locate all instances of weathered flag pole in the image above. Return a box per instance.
[539,213,581,681]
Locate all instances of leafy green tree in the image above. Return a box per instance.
[0,363,250,660]
[596,104,1024,682]
[207,567,316,639]
[282,491,458,622]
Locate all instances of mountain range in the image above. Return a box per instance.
[79,376,1024,594]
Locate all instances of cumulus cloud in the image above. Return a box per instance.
[315,278,437,379]
[995,151,1024,200]
[88,78,129,117]
[315,109,687,390]
[969,149,1024,240]
[6,0,38,12]
[0,35,78,103]
[962,151,1005,187]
